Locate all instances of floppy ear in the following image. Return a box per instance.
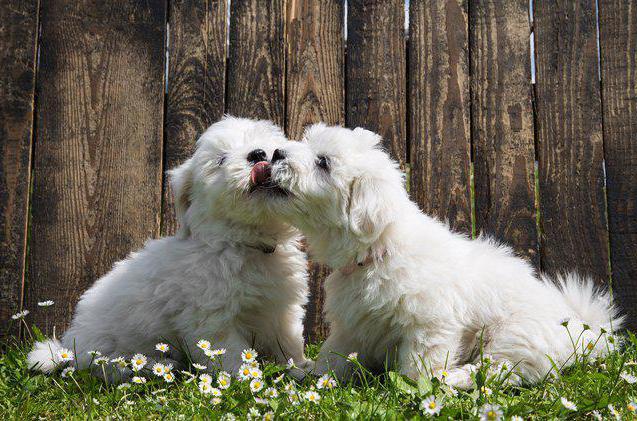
[347,175,396,244]
[169,158,195,239]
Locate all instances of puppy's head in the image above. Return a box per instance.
[270,124,408,255]
[169,116,292,239]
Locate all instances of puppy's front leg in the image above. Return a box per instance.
[313,329,361,380]
[398,335,466,385]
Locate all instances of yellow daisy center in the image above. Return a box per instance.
[136,359,143,365]
[429,402,437,409]
[61,353,68,358]
[442,371,448,377]
[246,353,252,359]
[220,379,227,385]
[587,343,594,350]
[243,369,250,375]
[487,411,497,420]
[628,404,635,411]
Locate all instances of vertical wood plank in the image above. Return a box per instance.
[286,0,344,341]
[347,0,407,167]
[163,0,228,236]
[26,0,166,331]
[534,0,609,281]
[471,0,538,263]
[0,0,39,337]
[409,0,471,233]
[226,0,285,126]
[599,0,637,329]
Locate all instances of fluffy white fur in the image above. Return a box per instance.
[270,123,624,388]
[28,116,309,380]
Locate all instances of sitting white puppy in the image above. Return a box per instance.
[268,123,623,388]
[28,116,309,380]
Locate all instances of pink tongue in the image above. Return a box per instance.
[251,161,271,185]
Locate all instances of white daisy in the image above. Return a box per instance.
[591,410,603,420]
[88,350,102,357]
[132,376,147,384]
[480,386,493,396]
[608,404,621,420]
[57,348,74,362]
[250,378,264,393]
[627,401,636,414]
[510,416,523,421]
[347,352,358,362]
[163,372,175,382]
[264,387,278,398]
[210,348,226,357]
[117,383,131,390]
[61,367,75,378]
[199,381,213,394]
[254,397,269,405]
[286,358,295,369]
[242,348,258,363]
[479,404,503,421]
[250,367,263,379]
[437,369,450,381]
[220,413,236,421]
[111,357,128,369]
[560,397,577,411]
[11,310,29,320]
[163,363,173,374]
[288,393,300,405]
[211,397,222,405]
[304,390,320,404]
[196,339,211,351]
[273,373,284,384]
[420,395,442,416]
[130,354,147,371]
[238,364,253,381]
[620,372,637,384]
[284,383,295,394]
[155,343,170,353]
[263,411,275,421]
[92,398,100,405]
[181,370,196,383]
[199,373,213,384]
[317,374,337,389]
[217,371,231,389]
[94,356,109,366]
[192,363,207,370]
[247,408,260,420]
[559,318,570,327]
[38,300,55,307]
[210,387,222,397]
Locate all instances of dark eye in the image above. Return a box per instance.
[316,155,330,171]
[217,154,227,166]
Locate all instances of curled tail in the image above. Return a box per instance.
[27,338,66,373]
[544,272,625,332]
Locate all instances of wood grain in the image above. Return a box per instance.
[285,0,344,341]
[408,0,471,233]
[0,0,39,337]
[162,0,228,236]
[26,0,166,332]
[599,0,637,329]
[226,0,285,126]
[470,0,537,263]
[346,0,406,167]
[534,0,609,281]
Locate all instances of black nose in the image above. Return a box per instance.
[247,149,267,164]
[272,149,287,163]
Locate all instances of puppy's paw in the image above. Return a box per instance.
[443,366,475,390]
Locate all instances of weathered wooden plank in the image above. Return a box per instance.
[346,0,406,167]
[470,0,537,263]
[26,0,166,331]
[409,0,471,233]
[285,0,344,341]
[599,0,637,330]
[226,0,285,126]
[0,0,39,337]
[534,0,609,281]
[162,0,228,236]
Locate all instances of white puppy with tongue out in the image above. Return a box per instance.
[28,116,310,381]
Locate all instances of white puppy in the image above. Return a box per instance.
[269,123,624,388]
[28,116,309,380]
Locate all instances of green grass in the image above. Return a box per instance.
[1,328,636,420]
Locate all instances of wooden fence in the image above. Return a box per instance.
[1,0,635,341]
